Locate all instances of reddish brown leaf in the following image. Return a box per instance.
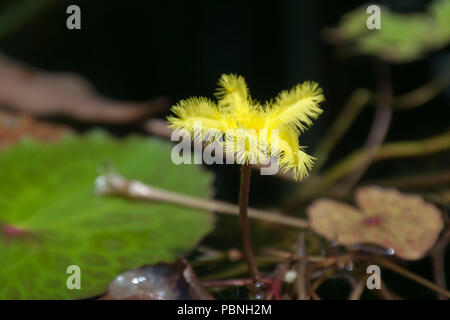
[0,111,69,150]
[307,186,444,260]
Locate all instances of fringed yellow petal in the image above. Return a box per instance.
[277,128,314,180]
[167,97,225,142]
[215,74,251,116]
[268,81,324,132]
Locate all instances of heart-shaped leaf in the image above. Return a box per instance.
[307,186,443,260]
[0,131,214,299]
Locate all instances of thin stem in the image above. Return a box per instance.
[348,277,367,300]
[373,256,450,299]
[370,170,450,189]
[430,231,449,300]
[337,60,393,195]
[323,130,450,188]
[393,69,450,110]
[202,278,271,288]
[288,129,450,206]
[238,164,261,289]
[377,279,397,300]
[295,235,309,300]
[94,172,310,229]
[313,88,372,171]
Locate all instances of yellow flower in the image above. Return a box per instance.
[167,74,324,180]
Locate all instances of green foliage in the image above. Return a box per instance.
[431,0,450,40]
[0,132,214,299]
[329,0,450,62]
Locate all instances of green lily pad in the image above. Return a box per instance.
[0,131,214,299]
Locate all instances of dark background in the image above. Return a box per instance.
[1,0,448,133]
[0,0,449,299]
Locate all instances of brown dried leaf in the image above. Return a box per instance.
[0,111,69,150]
[0,56,170,123]
[307,186,444,260]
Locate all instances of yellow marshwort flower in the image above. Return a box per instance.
[167,74,324,180]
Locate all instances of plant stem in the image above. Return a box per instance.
[393,68,450,110]
[238,164,260,289]
[95,172,310,229]
[202,278,271,288]
[337,60,393,195]
[287,129,450,206]
[430,231,449,300]
[373,256,450,299]
[313,88,372,171]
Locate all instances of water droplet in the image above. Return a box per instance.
[254,293,264,300]
[131,276,146,284]
[346,262,354,271]
[387,248,395,255]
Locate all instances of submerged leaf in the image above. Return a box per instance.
[327,0,450,63]
[0,132,214,299]
[101,259,213,300]
[307,186,443,260]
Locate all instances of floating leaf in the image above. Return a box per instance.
[327,0,450,63]
[307,186,443,260]
[0,132,214,299]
